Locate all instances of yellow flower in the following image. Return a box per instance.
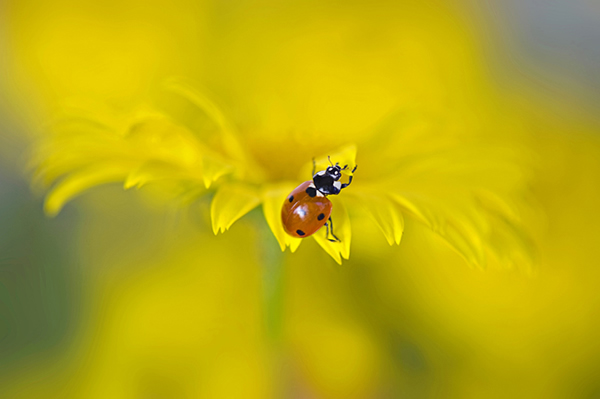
[30,78,535,267]
[9,0,600,397]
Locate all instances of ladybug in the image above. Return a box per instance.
[281,157,357,242]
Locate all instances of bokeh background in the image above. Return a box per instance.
[1,0,600,398]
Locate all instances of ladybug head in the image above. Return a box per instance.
[323,156,350,181]
[325,165,343,181]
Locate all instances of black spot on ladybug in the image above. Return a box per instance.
[306,187,317,197]
[317,213,325,221]
[289,195,294,202]
[296,229,305,236]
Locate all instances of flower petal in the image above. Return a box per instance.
[351,193,404,245]
[163,78,248,165]
[441,218,486,268]
[201,154,234,189]
[391,193,486,267]
[313,198,351,264]
[390,193,441,231]
[211,183,261,234]
[33,108,241,215]
[475,191,537,270]
[44,163,133,216]
[29,124,126,188]
[301,144,358,179]
[124,160,198,189]
[261,183,302,253]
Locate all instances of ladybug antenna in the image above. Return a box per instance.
[342,164,348,170]
[327,156,333,167]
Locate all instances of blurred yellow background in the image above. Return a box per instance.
[1,0,600,398]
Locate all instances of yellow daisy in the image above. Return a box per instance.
[30,78,535,267]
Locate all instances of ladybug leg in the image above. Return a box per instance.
[324,223,337,242]
[326,216,341,242]
[340,165,358,190]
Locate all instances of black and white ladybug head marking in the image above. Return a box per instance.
[312,158,353,196]
[324,165,343,181]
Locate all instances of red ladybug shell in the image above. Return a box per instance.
[281,181,333,238]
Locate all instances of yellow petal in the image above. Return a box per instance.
[351,193,404,245]
[442,218,486,268]
[391,193,441,232]
[29,129,126,188]
[124,116,202,166]
[391,193,486,267]
[211,183,261,234]
[313,198,351,264]
[163,78,247,164]
[124,160,198,189]
[301,144,358,179]
[261,183,302,253]
[44,163,133,217]
[202,154,234,189]
[476,192,537,270]
[122,117,233,189]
